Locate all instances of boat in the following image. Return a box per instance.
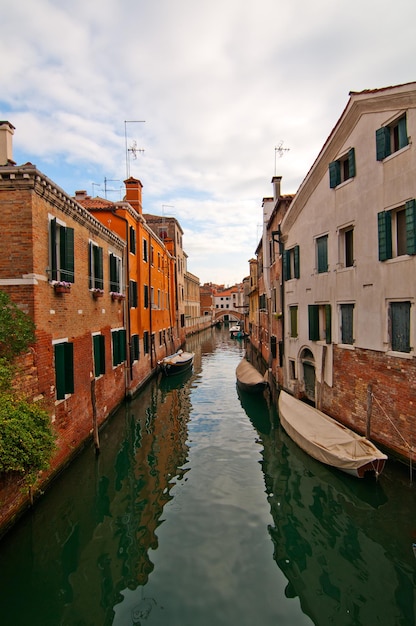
[236,358,268,394]
[230,323,244,338]
[158,349,194,376]
[278,390,387,478]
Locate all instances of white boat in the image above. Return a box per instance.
[236,358,268,394]
[158,349,194,376]
[230,323,244,338]
[278,390,387,478]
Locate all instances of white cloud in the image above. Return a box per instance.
[1,0,415,285]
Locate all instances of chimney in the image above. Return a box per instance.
[0,121,16,166]
[75,190,89,201]
[124,177,143,214]
[271,175,282,202]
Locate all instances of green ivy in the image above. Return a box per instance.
[0,396,56,483]
[0,290,55,486]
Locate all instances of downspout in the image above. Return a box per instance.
[112,210,131,391]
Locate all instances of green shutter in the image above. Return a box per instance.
[378,211,392,261]
[376,126,390,161]
[93,334,105,376]
[109,254,116,291]
[317,236,328,273]
[325,304,332,344]
[290,306,298,338]
[54,343,66,400]
[294,245,300,279]
[60,227,74,283]
[283,250,291,280]
[55,342,74,399]
[119,329,126,363]
[329,160,341,188]
[112,331,119,366]
[88,242,93,289]
[50,218,58,281]
[405,199,416,255]
[97,247,104,289]
[398,116,408,150]
[348,148,356,178]
[308,305,320,341]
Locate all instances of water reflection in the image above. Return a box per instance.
[0,366,195,626]
[256,414,416,626]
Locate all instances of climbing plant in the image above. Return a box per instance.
[0,290,55,486]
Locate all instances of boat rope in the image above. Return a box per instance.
[372,392,414,483]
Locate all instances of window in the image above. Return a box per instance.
[144,284,149,308]
[308,304,332,343]
[129,226,136,254]
[259,293,267,310]
[316,235,328,273]
[89,241,104,290]
[143,238,148,262]
[92,333,105,377]
[289,359,296,380]
[54,341,74,400]
[109,253,122,293]
[50,217,75,283]
[378,200,416,260]
[390,301,411,353]
[340,304,354,345]
[283,245,300,280]
[329,148,356,188]
[150,246,154,265]
[131,334,140,362]
[143,331,150,354]
[129,280,138,308]
[376,114,408,160]
[289,305,298,338]
[112,329,126,366]
[339,226,354,268]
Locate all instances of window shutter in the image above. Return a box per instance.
[325,304,332,344]
[88,242,93,289]
[378,211,392,261]
[376,127,390,161]
[65,342,74,394]
[93,246,103,289]
[283,250,291,280]
[119,329,126,363]
[308,305,320,341]
[109,254,116,291]
[50,218,58,281]
[270,335,277,358]
[93,334,105,376]
[144,284,149,308]
[317,236,328,273]
[348,148,356,178]
[112,331,119,366]
[398,116,408,150]
[60,227,75,283]
[294,245,300,279]
[54,343,66,400]
[405,199,416,255]
[329,160,341,188]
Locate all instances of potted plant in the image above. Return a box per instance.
[110,292,125,301]
[53,281,71,294]
[91,288,104,299]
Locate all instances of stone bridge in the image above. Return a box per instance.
[214,309,245,323]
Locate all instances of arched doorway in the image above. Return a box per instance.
[300,348,315,403]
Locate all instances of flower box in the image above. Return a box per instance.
[110,292,125,301]
[91,289,104,299]
[53,282,71,294]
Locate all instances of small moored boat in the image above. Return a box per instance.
[236,358,268,394]
[278,390,387,478]
[230,323,244,338]
[158,349,194,376]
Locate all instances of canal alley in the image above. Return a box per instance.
[0,327,415,626]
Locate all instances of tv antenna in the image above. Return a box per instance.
[124,120,145,178]
[274,141,290,174]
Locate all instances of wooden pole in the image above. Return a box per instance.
[366,384,372,438]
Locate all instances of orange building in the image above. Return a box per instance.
[76,178,179,395]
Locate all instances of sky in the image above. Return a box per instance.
[1,0,415,286]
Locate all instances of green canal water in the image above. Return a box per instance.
[0,328,415,625]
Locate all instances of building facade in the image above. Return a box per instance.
[280,83,416,462]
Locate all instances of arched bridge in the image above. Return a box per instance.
[214,309,245,323]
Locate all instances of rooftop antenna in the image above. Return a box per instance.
[92,182,101,196]
[274,141,290,174]
[124,120,145,178]
[104,177,121,199]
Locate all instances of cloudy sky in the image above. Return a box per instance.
[1,0,415,285]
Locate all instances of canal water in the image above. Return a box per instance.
[0,327,416,625]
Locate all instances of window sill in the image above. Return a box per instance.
[337,343,355,350]
[382,143,411,163]
[386,350,413,359]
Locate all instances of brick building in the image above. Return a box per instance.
[0,121,127,529]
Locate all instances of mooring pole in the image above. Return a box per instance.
[366,384,372,438]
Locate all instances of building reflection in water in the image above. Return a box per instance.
[242,389,416,626]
